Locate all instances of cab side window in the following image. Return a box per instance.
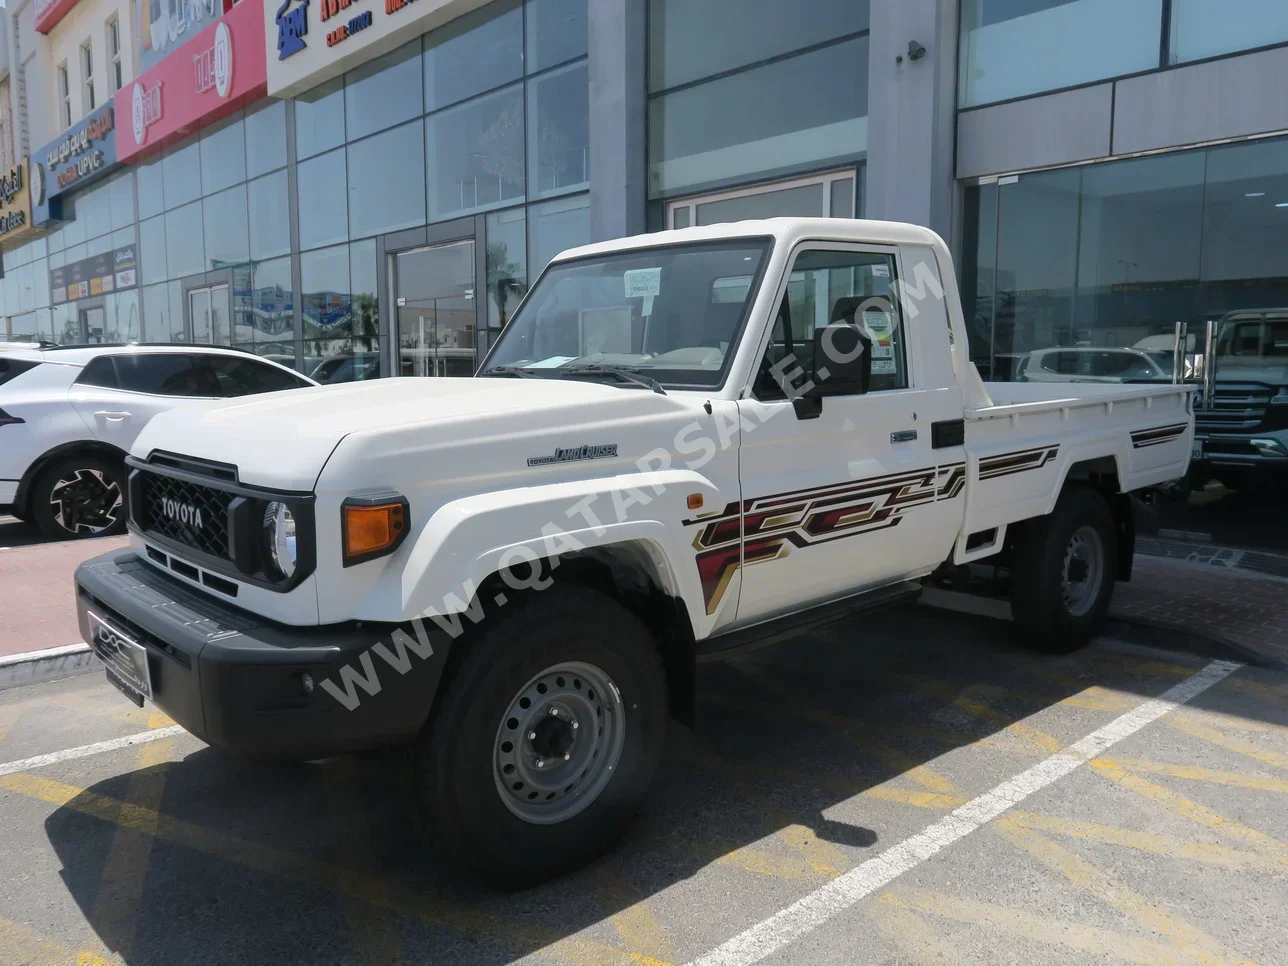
[754,249,908,399]
[205,356,313,396]
[111,354,222,396]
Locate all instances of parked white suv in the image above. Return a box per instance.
[1,344,315,539]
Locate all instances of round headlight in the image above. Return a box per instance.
[264,502,297,580]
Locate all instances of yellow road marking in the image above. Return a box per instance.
[630,822,831,881]
[996,821,1257,966]
[1101,756,1288,795]
[585,861,677,966]
[866,892,969,964]
[0,772,670,966]
[0,914,117,966]
[1166,716,1288,771]
[1086,655,1286,705]
[89,740,172,958]
[322,758,405,966]
[880,888,1243,966]
[0,706,21,746]
[1024,668,1139,713]
[897,676,1062,754]
[1089,759,1288,866]
[731,662,969,800]
[1176,707,1288,736]
[1001,811,1284,876]
[970,679,1131,714]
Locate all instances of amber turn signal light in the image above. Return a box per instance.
[342,498,408,566]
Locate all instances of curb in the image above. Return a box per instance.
[0,643,98,691]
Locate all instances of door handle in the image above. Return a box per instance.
[890,430,918,443]
[94,411,131,420]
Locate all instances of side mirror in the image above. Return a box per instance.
[810,323,871,397]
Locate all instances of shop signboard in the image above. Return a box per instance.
[0,161,41,248]
[31,104,120,228]
[116,0,268,163]
[266,0,488,97]
[50,245,139,305]
[35,0,81,34]
[136,0,226,74]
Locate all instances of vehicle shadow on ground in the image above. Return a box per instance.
[0,515,121,549]
[40,606,1275,965]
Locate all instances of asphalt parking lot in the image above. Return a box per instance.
[0,605,1285,966]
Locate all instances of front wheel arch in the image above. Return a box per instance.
[14,440,129,519]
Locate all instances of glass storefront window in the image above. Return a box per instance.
[107,290,142,343]
[648,0,868,92]
[648,36,868,199]
[110,173,134,230]
[348,120,427,239]
[142,281,186,342]
[958,0,1164,108]
[1169,0,1288,64]
[350,239,380,354]
[163,138,203,211]
[248,171,290,260]
[526,0,587,73]
[246,100,288,178]
[200,116,247,196]
[426,85,525,221]
[79,182,112,241]
[528,193,589,276]
[233,257,294,350]
[527,61,589,199]
[423,0,522,112]
[204,184,250,269]
[297,148,349,250]
[301,244,352,341]
[138,155,165,220]
[485,207,527,328]
[165,201,206,278]
[301,244,375,382]
[296,77,346,161]
[140,216,167,285]
[345,41,425,142]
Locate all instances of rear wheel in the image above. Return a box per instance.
[414,585,667,888]
[30,455,127,539]
[1010,487,1116,653]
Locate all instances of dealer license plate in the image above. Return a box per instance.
[88,611,152,708]
[1192,439,1204,460]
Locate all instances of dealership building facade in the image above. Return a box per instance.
[0,0,1285,393]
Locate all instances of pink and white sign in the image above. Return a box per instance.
[115,0,268,163]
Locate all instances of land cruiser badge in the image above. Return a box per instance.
[527,444,618,467]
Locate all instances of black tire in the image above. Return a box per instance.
[415,584,667,888]
[1010,486,1116,654]
[30,454,127,539]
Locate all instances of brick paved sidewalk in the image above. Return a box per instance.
[1112,553,1288,668]
[0,519,127,657]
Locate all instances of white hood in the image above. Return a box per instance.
[130,377,684,491]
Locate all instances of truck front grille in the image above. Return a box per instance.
[1195,382,1273,433]
[136,469,235,560]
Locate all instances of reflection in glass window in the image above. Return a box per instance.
[137,155,164,220]
[648,0,868,92]
[695,183,824,226]
[648,37,868,199]
[32,259,50,310]
[110,173,134,230]
[348,120,426,239]
[107,290,142,343]
[528,193,589,276]
[301,244,352,341]
[1170,0,1288,64]
[142,281,186,342]
[163,138,203,210]
[958,0,1163,108]
[80,182,112,240]
[140,216,167,285]
[526,0,587,73]
[297,148,348,250]
[528,60,589,199]
[350,239,380,354]
[232,257,294,349]
[424,0,522,111]
[345,41,424,141]
[245,100,288,178]
[165,201,206,278]
[201,116,247,196]
[426,85,525,220]
[296,77,346,160]
[248,171,290,260]
[486,207,527,328]
[204,184,250,269]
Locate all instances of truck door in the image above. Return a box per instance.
[733,243,964,627]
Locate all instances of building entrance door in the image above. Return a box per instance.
[189,284,231,345]
[393,239,476,377]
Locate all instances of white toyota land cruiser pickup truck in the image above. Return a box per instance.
[75,218,1194,885]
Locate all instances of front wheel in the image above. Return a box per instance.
[30,455,127,539]
[414,585,667,887]
[1010,487,1117,653]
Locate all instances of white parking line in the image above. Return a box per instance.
[685,658,1243,966]
[0,725,188,778]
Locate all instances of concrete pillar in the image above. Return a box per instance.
[865,0,959,241]
[587,0,647,243]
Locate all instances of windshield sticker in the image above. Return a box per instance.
[527,444,619,467]
[528,355,578,368]
[624,268,662,300]
[870,264,890,278]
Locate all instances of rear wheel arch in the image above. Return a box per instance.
[1060,458,1134,581]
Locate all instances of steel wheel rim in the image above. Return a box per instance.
[493,661,625,825]
[49,469,123,535]
[1061,525,1104,618]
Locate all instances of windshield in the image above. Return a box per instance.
[1216,317,1288,369]
[480,239,773,389]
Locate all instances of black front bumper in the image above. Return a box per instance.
[75,549,451,759]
